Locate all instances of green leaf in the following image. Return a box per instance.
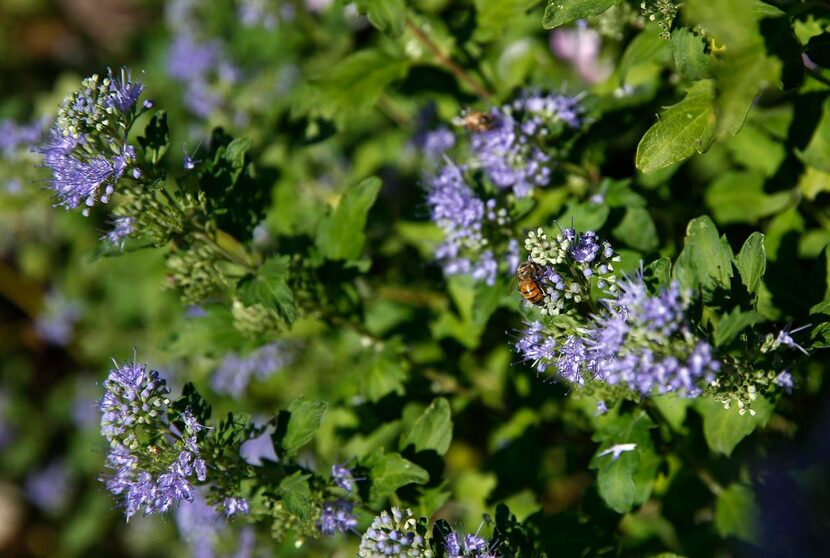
[542,0,617,29]
[798,97,830,173]
[651,395,689,432]
[222,138,252,181]
[167,305,247,356]
[644,257,673,290]
[137,110,169,165]
[596,452,636,513]
[694,397,772,456]
[725,122,787,177]
[282,399,328,453]
[618,24,672,85]
[810,298,830,315]
[735,232,766,294]
[612,207,659,251]
[635,79,716,173]
[673,216,733,298]
[715,484,760,543]
[765,206,805,262]
[798,166,830,201]
[591,411,658,513]
[475,0,537,42]
[704,171,791,225]
[472,274,513,328]
[715,308,763,347]
[316,177,382,261]
[237,255,296,325]
[400,398,453,455]
[293,50,410,125]
[671,28,710,81]
[354,0,407,37]
[366,451,429,502]
[711,46,780,138]
[278,472,313,522]
[361,347,409,402]
[432,275,489,348]
[684,0,759,49]
[809,322,830,349]
[557,201,610,232]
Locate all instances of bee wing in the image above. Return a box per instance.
[507,275,518,294]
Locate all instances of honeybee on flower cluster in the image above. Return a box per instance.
[516,262,545,306]
[453,109,496,133]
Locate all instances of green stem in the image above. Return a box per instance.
[405,19,493,101]
[194,231,256,273]
[642,400,724,496]
[805,65,830,88]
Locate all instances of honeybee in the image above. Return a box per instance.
[454,109,496,133]
[516,262,545,305]
[148,445,161,458]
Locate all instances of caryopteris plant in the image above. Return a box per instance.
[2,0,830,557]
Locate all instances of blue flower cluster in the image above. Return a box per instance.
[37,69,144,215]
[444,529,493,557]
[34,292,81,346]
[211,341,293,397]
[422,91,584,286]
[358,507,431,557]
[470,91,583,198]
[585,277,720,396]
[516,273,720,398]
[317,499,358,535]
[524,227,620,316]
[0,117,47,158]
[167,33,240,119]
[25,459,71,513]
[237,0,295,29]
[102,215,135,250]
[317,463,359,536]
[425,163,507,286]
[331,462,357,492]
[99,359,221,519]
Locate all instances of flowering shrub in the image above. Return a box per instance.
[2,0,830,557]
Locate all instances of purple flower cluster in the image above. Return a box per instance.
[317,463,361,536]
[358,508,429,557]
[211,341,293,397]
[223,496,250,518]
[445,529,493,557]
[425,163,507,286]
[165,0,241,119]
[238,0,295,29]
[317,500,358,535]
[331,463,357,492]
[176,490,224,558]
[523,227,620,316]
[38,69,144,215]
[417,126,456,159]
[167,34,240,118]
[34,292,81,346]
[469,92,583,198]
[102,215,135,249]
[25,459,71,513]
[516,274,721,397]
[0,118,47,158]
[421,90,585,286]
[100,359,215,519]
[100,359,171,447]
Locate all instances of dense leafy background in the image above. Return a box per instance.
[1,0,830,557]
